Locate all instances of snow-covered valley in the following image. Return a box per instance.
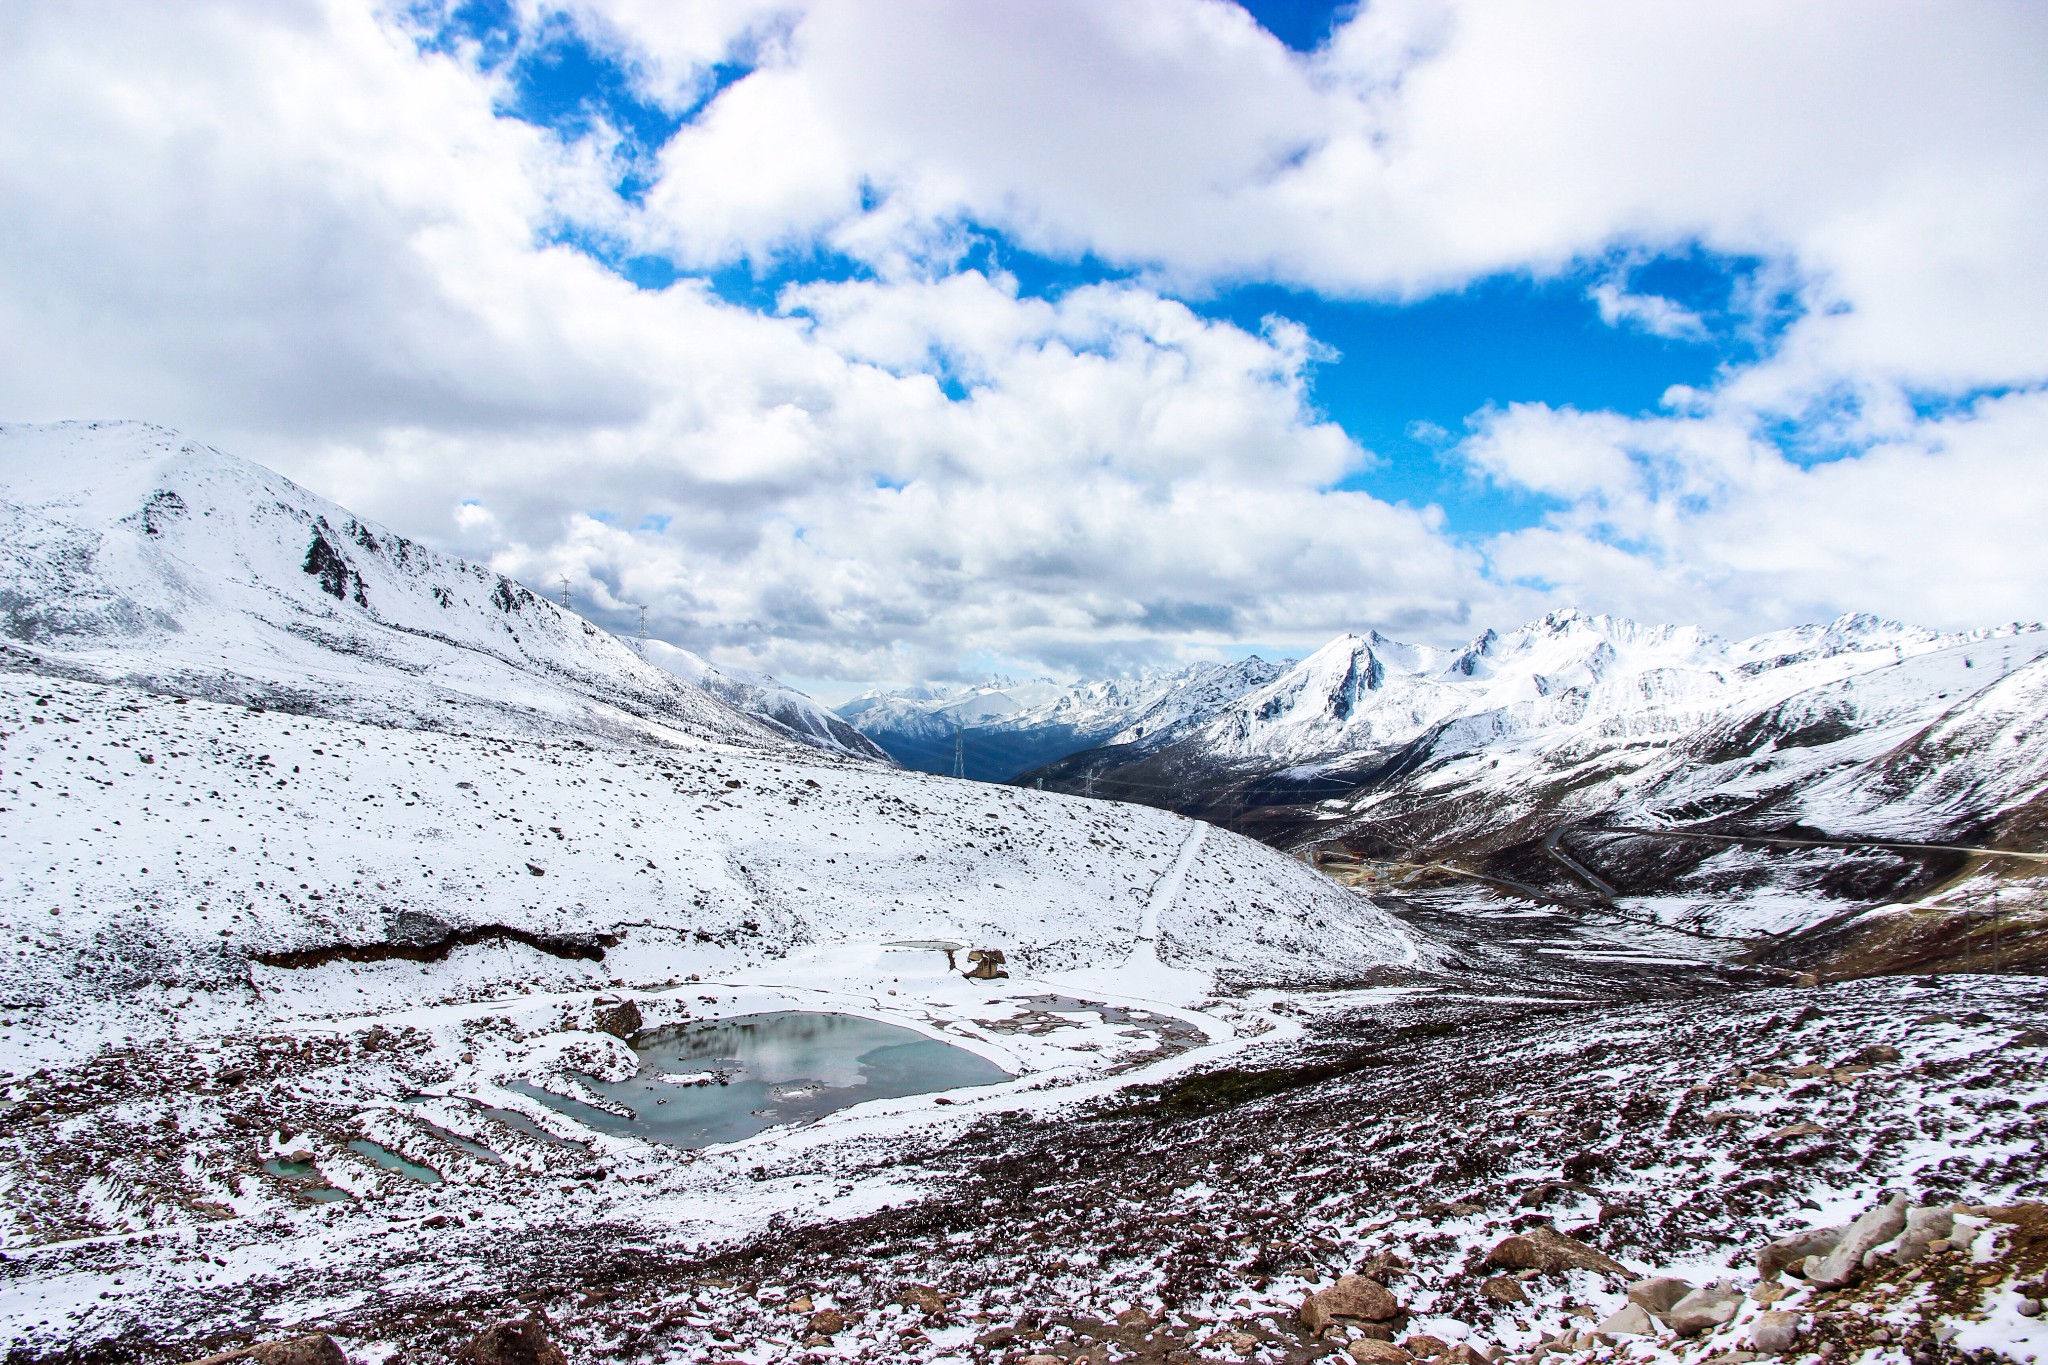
[0,422,2042,1365]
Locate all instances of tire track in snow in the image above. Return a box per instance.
[1139,821,1205,947]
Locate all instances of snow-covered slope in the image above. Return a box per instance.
[0,421,1422,1047]
[1034,610,2048,939]
[1185,610,2038,769]
[0,420,861,757]
[640,639,891,763]
[839,659,1291,780]
[0,672,1420,1048]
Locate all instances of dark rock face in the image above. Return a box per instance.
[454,1315,567,1365]
[593,999,642,1039]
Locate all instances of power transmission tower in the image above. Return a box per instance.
[953,727,965,779]
[637,606,648,641]
[630,605,647,657]
[557,576,572,611]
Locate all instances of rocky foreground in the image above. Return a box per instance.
[87,910,2046,1365]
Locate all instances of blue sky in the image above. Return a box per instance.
[7,0,2044,691]
[440,0,1794,547]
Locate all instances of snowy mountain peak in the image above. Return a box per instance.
[0,421,875,759]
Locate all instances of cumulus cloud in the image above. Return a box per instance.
[1465,389,2048,632]
[0,0,2041,690]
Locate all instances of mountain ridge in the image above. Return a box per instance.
[0,420,880,761]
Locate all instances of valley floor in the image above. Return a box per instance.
[1,894,2043,1365]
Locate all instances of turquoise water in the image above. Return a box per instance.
[347,1138,443,1184]
[514,1010,1010,1148]
[262,1156,351,1202]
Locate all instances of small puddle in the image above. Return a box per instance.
[517,1010,1010,1148]
[262,1156,351,1202]
[347,1138,444,1185]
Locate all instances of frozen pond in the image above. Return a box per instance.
[513,1010,1010,1147]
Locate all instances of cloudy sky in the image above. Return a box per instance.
[3,1,2045,697]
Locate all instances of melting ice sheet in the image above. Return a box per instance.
[513,1010,1010,1148]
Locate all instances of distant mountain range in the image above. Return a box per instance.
[1016,610,2048,953]
[835,659,1291,780]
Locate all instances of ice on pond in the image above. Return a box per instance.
[514,1010,1011,1148]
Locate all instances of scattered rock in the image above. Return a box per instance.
[1444,1345,1495,1365]
[1748,1310,1802,1351]
[1893,1205,1954,1264]
[1758,1224,1844,1280]
[1593,1303,1655,1336]
[1401,1335,1450,1358]
[1666,1282,1743,1336]
[453,1315,567,1365]
[2019,1299,2043,1319]
[896,1284,948,1318]
[807,1308,844,1336]
[1626,1275,1693,1316]
[1763,1120,1824,1143]
[1484,1225,1630,1276]
[1348,1342,1415,1364]
[1804,1192,1908,1288]
[1479,1275,1527,1305]
[1302,1275,1400,1330]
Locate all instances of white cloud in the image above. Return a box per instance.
[599,0,2048,392]
[1587,282,1707,342]
[1468,389,2048,632]
[0,0,2042,691]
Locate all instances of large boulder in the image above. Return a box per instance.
[1893,1206,1955,1264]
[1749,1310,1804,1352]
[1592,1303,1655,1337]
[1483,1226,1630,1277]
[1301,1275,1400,1331]
[1803,1192,1909,1288]
[1758,1225,1844,1280]
[188,1335,349,1365]
[251,1338,348,1365]
[1625,1276,1693,1316]
[454,1316,567,1365]
[1665,1282,1743,1336]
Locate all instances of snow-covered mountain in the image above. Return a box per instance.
[0,421,1423,1045]
[0,420,879,760]
[640,639,891,763]
[1032,610,2048,938]
[838,658,1291,780]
